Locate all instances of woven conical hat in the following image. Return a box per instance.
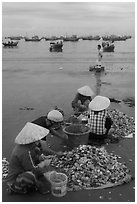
[15,122,49,144]
[89,95,110,111]
[77,86,94,97]
[47,110,63,122]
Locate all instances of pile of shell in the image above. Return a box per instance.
[108,109,135,138]
[50,145,131,191]
[2,158,9,181]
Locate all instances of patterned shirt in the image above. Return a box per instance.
[89,110,108,135]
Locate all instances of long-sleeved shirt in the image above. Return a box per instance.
[7,144,39,184]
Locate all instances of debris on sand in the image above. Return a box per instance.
[122,97,135,107]
[109,98,121,103]
[19,106,35,111]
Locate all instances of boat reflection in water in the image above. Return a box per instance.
[94,71,103,95]
[49,40,63,52]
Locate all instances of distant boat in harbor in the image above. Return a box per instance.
[102,35,131,41]
[5,36,23,40]
[63,35,79,42]
[45,36,60,41]
[49,40,63,52]
[81,35,100,40]
[24,35,42,42]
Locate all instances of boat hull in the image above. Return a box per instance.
[25,38,41,42]
[2,42,18,47]
[49,42,63,52]
[103,45,115,52]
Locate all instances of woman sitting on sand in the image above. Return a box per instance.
[6,122,56,194]
[88,95,113,142]
[32,109,68,142]
[72,85,94,114]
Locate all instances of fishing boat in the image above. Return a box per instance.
[63,35,79,42]
[45,36,59,41]
[102,41,115,52]
[24,35,42,42]
[8,36,23,40]
[89,65,105,72]
[81,35,100,40]
[49,40,63,52]
[102,35,127,41]
[2,40,19,47]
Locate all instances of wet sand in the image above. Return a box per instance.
[2,67,135,201]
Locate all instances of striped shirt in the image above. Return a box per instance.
[89,110,108,135]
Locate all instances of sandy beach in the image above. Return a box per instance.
[2,39,135,202]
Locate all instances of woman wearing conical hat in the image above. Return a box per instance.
[6,122,55,195]
[72,85,95,114]
[32,109,68,152]
[88,95,113,143]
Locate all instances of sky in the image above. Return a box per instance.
[2,1,135,37]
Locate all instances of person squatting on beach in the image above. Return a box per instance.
[88,95,113,142]
[32,109,68,148]
[6,123,55,194]
[72,85,94,114]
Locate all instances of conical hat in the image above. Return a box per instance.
[15,122,49,145]
[89,95,110,111]
[47,110,63,122]
[77,86,94,97]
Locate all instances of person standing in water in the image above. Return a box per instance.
[96,44,103,68]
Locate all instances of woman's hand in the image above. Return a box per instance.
[38,159,51,168]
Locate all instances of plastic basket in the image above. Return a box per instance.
[63,124,90,148]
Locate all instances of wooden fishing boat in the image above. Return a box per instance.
[103,45,114,52]
[8,36,22,40]
[63,35,79,42]
[49,40,63,52]
[2,41,19,47]
[24,35,42,42]
[102,41,115,52]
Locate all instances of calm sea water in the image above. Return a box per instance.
[2,38,135,74]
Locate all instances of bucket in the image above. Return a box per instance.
[49,171,68,197]
[63,124,90,148]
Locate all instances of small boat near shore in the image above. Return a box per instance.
[103,45,114,52]
[89,65,105,72]
[2,40,19,47]
[49,40,63,52]
[102,41,115,52]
